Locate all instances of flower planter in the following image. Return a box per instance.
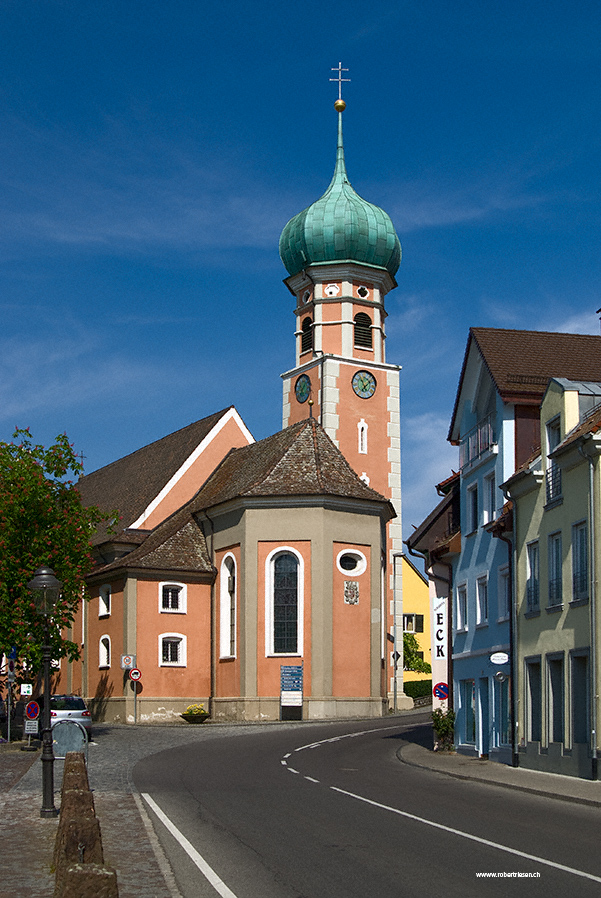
[181,713,209,724]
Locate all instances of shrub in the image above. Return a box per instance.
[432,707,456,751]
[403,679,432,699]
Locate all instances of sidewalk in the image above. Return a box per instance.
[398,736,601,808]
[0,742,179,898]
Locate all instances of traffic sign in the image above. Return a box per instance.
[20,684,33,696]
[25,700,40,720]
[433,682,449,701]
[129,668,142,681]
[121,654,136,670]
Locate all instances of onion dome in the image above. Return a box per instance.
[279,105,401,278]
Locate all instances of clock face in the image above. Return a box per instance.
[352,370,376,399]
[295,373,311,403]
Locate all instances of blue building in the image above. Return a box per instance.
[447,328,601,762]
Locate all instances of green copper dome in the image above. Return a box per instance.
[279,112,401,278]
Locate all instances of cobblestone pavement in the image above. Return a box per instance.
[0,720,307,898]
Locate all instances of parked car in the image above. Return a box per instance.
[49,694,92,736]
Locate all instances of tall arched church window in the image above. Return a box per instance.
[220,555,237,658]
[301,317,313,353]
[354,312,372,348]
[358,418,368,455]
[265,547,305,655]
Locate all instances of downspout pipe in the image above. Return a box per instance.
[579,441,598,780]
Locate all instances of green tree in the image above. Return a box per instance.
[0,428,104,679]
[403,631,432,674]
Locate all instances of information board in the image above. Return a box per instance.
[280,665,303,707]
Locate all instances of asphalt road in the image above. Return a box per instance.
[132,713,601,898]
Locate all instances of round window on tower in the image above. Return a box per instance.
[357,285,370,298]
[324,283,340,297]
[336,549,367,576]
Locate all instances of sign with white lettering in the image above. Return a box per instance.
[280,665,303,707]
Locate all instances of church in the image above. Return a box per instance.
[57,93,411,723]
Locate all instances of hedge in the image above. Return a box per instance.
[403,679,432,699]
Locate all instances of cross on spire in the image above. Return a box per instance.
[330,62,350,101]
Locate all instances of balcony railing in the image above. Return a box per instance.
[548,577,563,606]
[545,464,562,503]
[459,414,494,469]
[526,580,540,612]
[572,571,588,601]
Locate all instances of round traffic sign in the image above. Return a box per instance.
[25,700,40,720]
[129,668,142,681]
[433,682,449,700]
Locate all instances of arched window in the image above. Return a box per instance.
[266,548,303,655]
[358,418,368,455]
[220,554,237,658]
[99,584,111,617]
[354,312,372,348]
[99,635,111,669]
[301,317,313,353]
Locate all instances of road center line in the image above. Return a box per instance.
[141,793,239,898]
[330,786,601,884]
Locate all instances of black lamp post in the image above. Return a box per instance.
[27,565,61,818]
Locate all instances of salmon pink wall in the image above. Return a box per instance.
[141,415,253,530]
[215,545,241,698]
[135,579,212,698]
[86,579,126,703]
[332,543,371,696]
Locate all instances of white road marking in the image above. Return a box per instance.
[304,776,320,784]
[141,793,239,898]
[331,786,601,884]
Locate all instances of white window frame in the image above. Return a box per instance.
[467,483,478,533]
[159,581,187,614]
[335,548,367,577]
[456,583,468,631]
[219,553,237,659]
[99,584,111,618]
[497,565,510,621]
[159,633,187,667]
[476,576,488,625]
[265,546,304,657]
[357,419,368,455]
[99,634,111,669]
[483,471,496,524]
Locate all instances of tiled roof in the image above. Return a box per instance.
[557,403,601,451]
[449,328,601,441]
[190,417,390,510]
[87,417,392,581]
[472,328,601,399]
[78,408,235,544]
[89,516,213,578]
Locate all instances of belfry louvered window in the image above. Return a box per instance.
[301,317,313,353]
[354,312,372,348]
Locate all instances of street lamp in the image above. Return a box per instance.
[27,565,61,818]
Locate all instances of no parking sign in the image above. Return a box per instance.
[433,682,449,701]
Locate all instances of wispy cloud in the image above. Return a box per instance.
[401,411,458,535]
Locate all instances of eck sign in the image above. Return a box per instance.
[490,651,509,665]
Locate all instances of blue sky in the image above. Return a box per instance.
[2,0,601,536]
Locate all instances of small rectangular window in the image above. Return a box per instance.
[526,541,540,612]
[572,521,588,601]
[476,577,488,625]
[467,484,478,533]
[548,532,562,606]
[484,471,496,523]
[457,586,467,631]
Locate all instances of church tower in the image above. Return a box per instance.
[279,83,408,708]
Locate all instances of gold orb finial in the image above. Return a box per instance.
[334,99,346,112]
